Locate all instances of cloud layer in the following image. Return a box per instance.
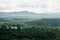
[0,0,60,13]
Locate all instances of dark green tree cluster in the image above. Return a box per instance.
[0,23,60,40]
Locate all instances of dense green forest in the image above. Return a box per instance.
[0,18,60,40]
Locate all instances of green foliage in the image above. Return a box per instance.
[0,23,60,40]
[0,18,60,40]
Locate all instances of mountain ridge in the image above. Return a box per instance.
[0,11,60,19]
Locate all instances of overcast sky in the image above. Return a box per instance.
[0,0,60,13]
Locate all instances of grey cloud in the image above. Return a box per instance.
[19,5,38,7]
[19,4,47,9]
[18,0,47,9]
[0,6,12,10]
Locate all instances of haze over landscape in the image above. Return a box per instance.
[0,0,60,40]
[0,11,60,19]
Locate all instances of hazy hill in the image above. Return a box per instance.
[0,11,60,24]
[0,11,60,19]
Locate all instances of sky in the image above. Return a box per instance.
[0,0,60,13]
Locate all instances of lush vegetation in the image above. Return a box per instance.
[0,18,60,40]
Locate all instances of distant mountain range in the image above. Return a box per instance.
[0,11,60,19]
